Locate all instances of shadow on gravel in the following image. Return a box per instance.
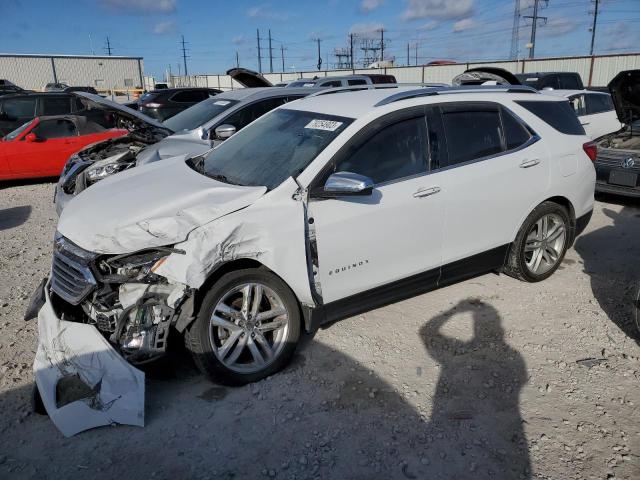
[0,299,530,479]
[575,204,640,345]
[420,299,531,479]
[0,205,32,231]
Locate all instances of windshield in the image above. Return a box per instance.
[163,98,239,132]
[3,119,34,141]
[201,108,352,189]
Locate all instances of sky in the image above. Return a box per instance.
[1,0,639,80]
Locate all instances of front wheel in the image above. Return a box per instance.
[504,202,570,282]
[185,268,301,386]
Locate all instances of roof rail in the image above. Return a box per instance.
[306,82,448,99]
[374,84,538,107]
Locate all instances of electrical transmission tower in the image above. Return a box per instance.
[180,35,189,76]
[334,48,351,69]
[523,0,548,59]
[510,0,521,60]
[104,36,112,56]
[360,38,382,67]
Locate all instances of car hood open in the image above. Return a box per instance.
[226,67,273,88]
[452,67,522,86]
[608,69,640,126]
[57,155,267,254]
[72,91,173,135]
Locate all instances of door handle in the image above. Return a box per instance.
[580,121,590,125]
[413,186,441,198]
[519,158,540,168]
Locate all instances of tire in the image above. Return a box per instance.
[185,268,301,386]
[504,201,570,283]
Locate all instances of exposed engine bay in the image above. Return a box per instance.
[597,126,640,151]
[49,235,192,364]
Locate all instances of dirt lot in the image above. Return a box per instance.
[0,180,638,480]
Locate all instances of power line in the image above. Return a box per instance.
[180,35,189,76]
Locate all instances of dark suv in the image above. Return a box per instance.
[138,88,222,121]
[514,72,584,90]
[0,92,117,136]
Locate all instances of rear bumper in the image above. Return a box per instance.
[595,180,640,198]
[33,284,145,437]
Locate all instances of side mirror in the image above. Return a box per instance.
[319,172,374,198]
[25,132,38,142]
[214,124,236,140]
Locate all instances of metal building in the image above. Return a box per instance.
[0,54,144,91]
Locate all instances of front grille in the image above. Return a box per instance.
[51,251,97,305]
[595,149,640,173]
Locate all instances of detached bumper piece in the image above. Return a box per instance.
[34,286,145,437]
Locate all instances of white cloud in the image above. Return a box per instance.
[360,0,384,13]
[246,4,291,20]
[100,0,176,13]
[349,22,384,39]
[401,0,474,21]
[152,20,176,35]
[232,35,248,45]
[453,18,475,32]
[419,20,438,31]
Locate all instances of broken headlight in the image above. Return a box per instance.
[85,157,135,183]
[97,249,170,282]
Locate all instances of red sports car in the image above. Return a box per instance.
[0,116,126,180]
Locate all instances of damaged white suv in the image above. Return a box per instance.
[31,85,595,435]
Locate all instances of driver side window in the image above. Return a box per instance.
[33,119,77,139]
[336,116,428,185]
[221,98,287,131]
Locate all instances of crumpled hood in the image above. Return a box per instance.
[608,69,640,126]
[136,136,212,166]
[58,155,267,254]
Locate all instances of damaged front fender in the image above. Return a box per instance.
[34,286,145,437]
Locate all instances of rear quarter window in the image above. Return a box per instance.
[515,100,585,135]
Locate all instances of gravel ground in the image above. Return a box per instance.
[0,180,639,480]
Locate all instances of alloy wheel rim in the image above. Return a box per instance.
[524,213,567,275]
[209,283,289,373]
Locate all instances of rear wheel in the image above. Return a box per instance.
[504,202,570,282]
[185,268,301,386]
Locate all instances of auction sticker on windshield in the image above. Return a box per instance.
[305,119,344,131]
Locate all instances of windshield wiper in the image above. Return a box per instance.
[208,173,237,185]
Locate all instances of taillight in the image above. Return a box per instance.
[142,102,161,108]
[583,141,597,162]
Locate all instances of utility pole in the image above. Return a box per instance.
[281,45,285,72]
[236,51,240,68]
[510,0,521,60]
[256,29,262,73]
[523,0,547,59]
[415,43,418,65]
[380,29,384,62]
[316,38,322,71]
[589,0,599,56]
[268,29,274,73]
[349,33,355,69]
[407,43,410,66]
[104,36,112,56]
[180,35,189,76]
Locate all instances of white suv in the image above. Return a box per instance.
[32,85,596,435]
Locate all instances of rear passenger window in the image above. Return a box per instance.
[441,105,503,165]
[559,74,582,90]
[501,108,532,150]
[516,100,585,135]
[337,116,427,184]
[568,95,587,116]
[319,80,342,87]
[585,94,614,114]
[41,97,71,116]
[347,79,367,86]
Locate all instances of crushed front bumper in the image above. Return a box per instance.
[33,284,145,437]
